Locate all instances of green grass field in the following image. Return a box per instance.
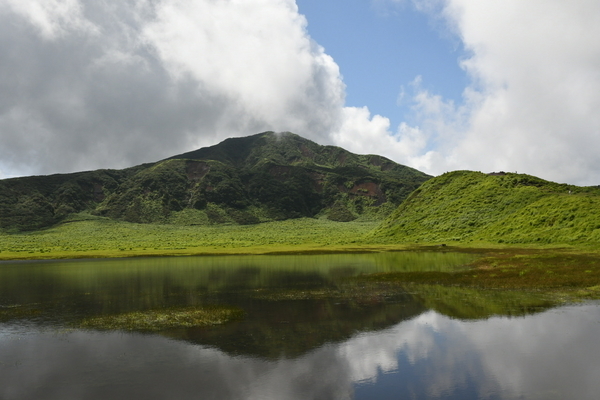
[0,214,394,260]
[1,208,598,261]
[4,170,600,260]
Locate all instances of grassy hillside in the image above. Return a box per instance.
[0,132,430,232]
[374,170,600,246]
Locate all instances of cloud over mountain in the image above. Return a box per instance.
[0,0,346,178]
[369,0,600,185]
[2,0,599,186]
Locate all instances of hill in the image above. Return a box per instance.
[0,132,430,231]
[374,170,600,245]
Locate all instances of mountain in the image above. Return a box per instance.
[0,132,431,231]
[374,170,600,245]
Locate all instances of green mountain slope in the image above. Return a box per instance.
[0,166,149,231]
[374,170,600,245]
[0,132,430,231]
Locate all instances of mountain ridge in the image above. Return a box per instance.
[0,131,431,231]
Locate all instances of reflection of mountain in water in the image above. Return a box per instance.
[0,261,428,358]
[169,294,426,359]
[0,252,556,358]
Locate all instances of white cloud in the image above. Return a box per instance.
[0,0,346,177]
[1,0,97,39]
[380,0,600,185]
[444,0,600,184]
[331,105,439,173]
[142,0,345,144]
[3,0,600,186]
[337,311,439,383]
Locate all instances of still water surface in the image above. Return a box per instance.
[1,253,599,399]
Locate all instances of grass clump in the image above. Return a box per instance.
[79,306,244,332]
[0,304,42,322]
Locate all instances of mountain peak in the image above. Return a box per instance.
[169,131,322,168]
[169,131,412,173]
[1,132,431,231]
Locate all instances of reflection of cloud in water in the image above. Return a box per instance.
[1,303,599,399]
[337,312,439,383]
[0,330,353,400]
[342,304,600,399]
[338,311,493,398]
[465,304,600,399]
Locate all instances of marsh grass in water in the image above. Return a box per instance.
[355,249,600,304]
[0,304,42,322]
[247,277,558,320]
[79,306,244,332]
[404,284,556,319]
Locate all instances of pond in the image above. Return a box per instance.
[0,252,599,399]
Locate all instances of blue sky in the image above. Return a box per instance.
[297,0,468,128]
[1,0,599,185]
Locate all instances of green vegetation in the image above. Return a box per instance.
[405,284,555,319]
[3,139,600,324]
[253,280,557,320]
[0,304,42,322]
[374,170,600,246]
[0,131,429,232]
[244,248,600,320]
[0,215,387,259]
[354,248,600,306]
[5,143,600,361]
[79,306,244,332]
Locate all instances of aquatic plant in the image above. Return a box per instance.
[79,306,244,332]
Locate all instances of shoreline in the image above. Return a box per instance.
[0,244,422,262]
[1,242,599,305]
[0,241,594,262]
[2,217,597,262]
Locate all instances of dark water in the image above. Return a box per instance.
[0,253,599,400]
